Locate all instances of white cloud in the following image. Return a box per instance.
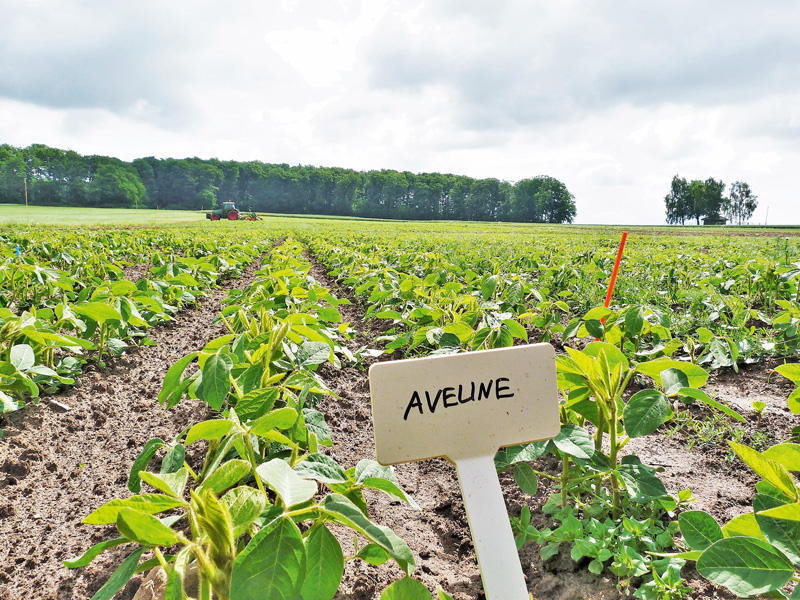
[1,0,799,224]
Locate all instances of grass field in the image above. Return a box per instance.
[0,204,207,226]
[2,204,800,234]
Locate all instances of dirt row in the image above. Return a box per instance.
[0,258,264,600]
[306,254,797,600]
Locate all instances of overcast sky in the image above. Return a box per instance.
[1,0,798,224]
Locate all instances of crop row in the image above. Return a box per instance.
[0,228,267,431]
[70,238,450,600]
[303,226,800,367]
[299,224,800,599]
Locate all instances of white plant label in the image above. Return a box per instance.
[369,343,559,600]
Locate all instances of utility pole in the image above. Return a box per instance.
[765,206,769,226]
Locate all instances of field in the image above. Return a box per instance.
[1,207,800,600]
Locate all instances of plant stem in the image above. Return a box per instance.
[243,431,267,495]
[609,396,621,518]
[561,454,569,507]
[153,547,170,572]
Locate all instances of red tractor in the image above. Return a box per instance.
[206,201,240,221]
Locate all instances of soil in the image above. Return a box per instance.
[0,250,797,600]
[0,258,263,600]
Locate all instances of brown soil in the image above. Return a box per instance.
[0,259,263,600]
[1,249,797,600]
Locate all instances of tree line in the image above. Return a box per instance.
[0,143,577,223]
[664,175,758,225]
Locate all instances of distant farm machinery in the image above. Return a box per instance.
[206,202,260,221]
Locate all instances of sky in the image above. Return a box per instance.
[1,0,799,225]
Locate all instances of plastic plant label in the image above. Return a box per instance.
[369,343,559,600]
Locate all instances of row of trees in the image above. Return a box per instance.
[664,175,758,225]
[0,143,578,223]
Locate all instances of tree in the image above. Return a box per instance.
[89,162,146,208]
[664,175,690,225]
[723,181,758,225]
[664,176,725,224]
[0,145,26,204]
[510,176,576,224]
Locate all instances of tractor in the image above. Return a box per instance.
[206,201,240,221]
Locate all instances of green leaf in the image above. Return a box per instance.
[257,459,318,508]
[481,275,499,300]
[84,494,186,525]
[763,444,800,472]
[679,388,746,422]
[635,359,708,388]
[584,341,629,370]
[295,341,332,367]
[502,319,528,340]
[321,493,415,575]
[231,517,306,600]
[249,407,298,436]
[161,444,185,474]
[73,302,123,324]
[697,536,794,596]
[128,438,165,493]
[294,453,348,484]
[357,544,390,565]
[624,306,645,336]
[88,548,146,600]
[236,387,279,421]
[63,537,127,568]
[185,419,234,446]
[318,306,342,323]
[722,513,767,540]
[552,424,594,459]
[775,363,800,384]
[514,463,538,496]
[624,390,670,438]
[756,503,800,564]
[197,352,233,410]
[661,368,689,395]
[200,459,251,496]
[138,469,188,498]
[361,477,421,510]
[616,456,667,502]
[222,486,267,538]
[116,507,179,546]
[494,442,548,471]
[678,511,723,551]
[379,577,431,599]
[301,525,344,600]
[729,441,799,502]
[10,344,35,371]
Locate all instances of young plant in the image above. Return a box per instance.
[675,440,800,599]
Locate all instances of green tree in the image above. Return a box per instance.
[0,145,27,204]
[511,176,576,223]
[664,175,690,225]
[723,181,758,225]
[89,162,146,208]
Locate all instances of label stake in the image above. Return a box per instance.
[369,344,559,599]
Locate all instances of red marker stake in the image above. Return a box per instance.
[597,232,628,339]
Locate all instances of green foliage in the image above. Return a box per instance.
[511,496,688,598]
[1,142,577,222]
[66,238,420,599]
[677,440,800,597]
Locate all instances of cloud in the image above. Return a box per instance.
[1,0,799,225]
[363,1,800,130]
[0,1,236,126]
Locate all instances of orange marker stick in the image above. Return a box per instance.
[604,231,628,310]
